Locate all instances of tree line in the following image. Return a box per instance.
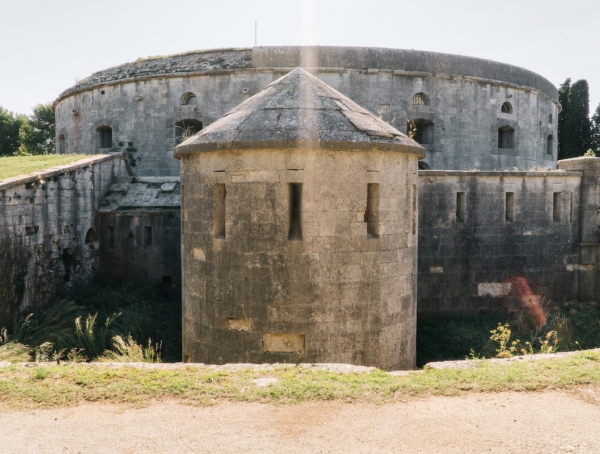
[558,78,600,159]
[0,104,55,156]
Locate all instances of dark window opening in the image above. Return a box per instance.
[144,226,152,248]
[181,92,198,105]
[25,226,38,236]
[569,193,574,223]
[547,135,553,155]
[412,93,430,106]
[96,126,112,149]
[498,126,515,149]
[288,183,303,241]
[548,113,553,123]
[175,119,203,144]
[418,161,431,170]
[365,183,380,239]
[553,192,562,222]
[162,276,172,284]
[412,184,417,235]
[456,192,465,223]
[85,228,98,249]
[501,102,513,114]
[214,183,226,239]
[58,134,66,154]
[108,226,115,249]
[505,192,514,222]
[410,119,434,145]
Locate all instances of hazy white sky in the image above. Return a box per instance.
[1,0,599,115]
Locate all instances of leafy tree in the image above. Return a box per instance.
[559,79,591,159]
[0,107,23,156]
[18,104,55,155]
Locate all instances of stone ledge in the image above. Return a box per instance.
[0,153,126,191]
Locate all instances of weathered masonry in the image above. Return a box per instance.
[174,68,424,370]
[54,46,558,175]
[0,154,129,327]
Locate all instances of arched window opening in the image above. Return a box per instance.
[181,92,198,106]
[547,135,554,155]
[412,93,430,106]
[498,126,515,149]
[175,119,203,144]
[96,126,112,149]
[58,134,66,154]
[548,113,553,124]
[501,102,513,114]
[418,161,431,170]
[84,228,99,249]
[409,119,434,145]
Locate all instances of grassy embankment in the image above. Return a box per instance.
[0,155,90,181]
[0,351,599,408]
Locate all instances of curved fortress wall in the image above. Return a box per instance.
[54,47,559,175]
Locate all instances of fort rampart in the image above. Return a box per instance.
[53,47,559,174]
[0,154,129,325]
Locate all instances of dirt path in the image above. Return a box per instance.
[1,388,600,454]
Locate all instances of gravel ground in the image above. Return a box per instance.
[1,388,600,454]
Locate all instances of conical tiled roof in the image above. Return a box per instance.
[173,67,424,157]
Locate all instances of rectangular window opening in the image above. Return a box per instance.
[456,192,465,223]
[412,184,417,235]
[365,183,380,239]
[144,226,152,248]
[505,192,514,223]
[553,192,562,222]
[288,183,303,241]
[214,183,226,239]
[108,226,115,248]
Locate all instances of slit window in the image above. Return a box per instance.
[569,193,574,223]
[365,183,380,239]
[288,183,302,241]
[547,135,553,155]
[553,192,561,222]
[108,226,115,248]
[214,184,226,239]
[412,184,417,234]
[456,192,465,223]
[144,226,152,248]
[505,192,514,222]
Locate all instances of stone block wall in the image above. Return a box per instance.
[180,148,419,370]
[417,170,585,315]
[0,154,128,325]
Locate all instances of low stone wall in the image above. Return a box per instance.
[0,153,129,326]
[417,169,585,315]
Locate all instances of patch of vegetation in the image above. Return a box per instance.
[0,351,598,408]
[417,301,600,367]
[0,155,90,180]
[0,283,181,363]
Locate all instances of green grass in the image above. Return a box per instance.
[0,155,90,180]
[0,351,599,408]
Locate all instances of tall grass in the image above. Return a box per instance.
[1,283,180,363]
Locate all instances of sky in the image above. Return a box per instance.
[1,0,599,116]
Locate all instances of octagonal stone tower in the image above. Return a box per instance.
[174,68,425,370]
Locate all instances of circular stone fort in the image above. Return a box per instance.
[53,46,559,174]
